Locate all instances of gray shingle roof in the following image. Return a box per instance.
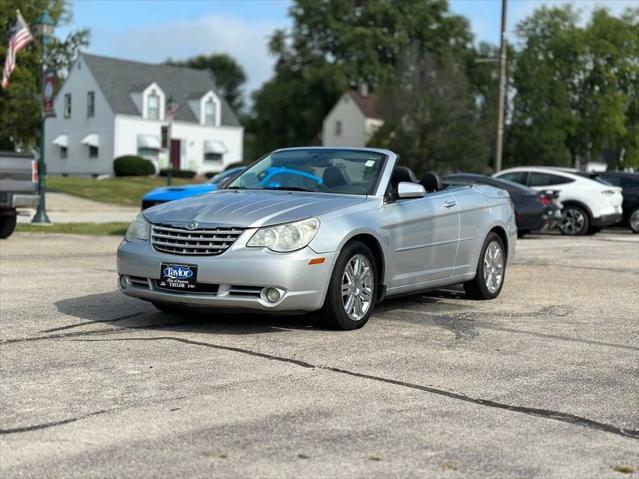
[81,53,240,126]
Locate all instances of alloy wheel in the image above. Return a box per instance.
[341,254,374,321]
[561,207,586,235]
[483,241,504,294]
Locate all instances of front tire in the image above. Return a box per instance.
[464,232,506,300]
[316,241,377,330]
[0,214,17,239]
[560,205,590,236]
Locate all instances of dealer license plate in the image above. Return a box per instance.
[158,263,198,291]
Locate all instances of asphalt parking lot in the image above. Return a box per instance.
[1,231,638,478]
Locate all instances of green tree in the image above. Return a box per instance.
[371,48,488,175]
[506,5,639,169]
[0,0,89,150]
[167,53,247,113]
[248,0,474,157]
[506,5,582,168]
[576,8,639,168]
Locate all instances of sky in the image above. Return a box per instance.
[58,0,637,96]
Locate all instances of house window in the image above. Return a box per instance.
[138,147,159,161]
[60,146,68,159]
[147,91,159,120]
[335,120,342,136]
[87,91,95,117]
[161,126,168,148]
[204,152,223,163]
[64,93,72,118]
[204,98,216,125]
[89,146,98,158]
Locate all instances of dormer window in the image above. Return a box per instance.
[147,91,160,120]
[204,98,216,125]
[197,91,220,126]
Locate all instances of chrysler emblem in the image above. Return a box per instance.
[186,221,199,230]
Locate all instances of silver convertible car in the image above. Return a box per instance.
[118,147,516,330]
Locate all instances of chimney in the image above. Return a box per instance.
[359,83,369,97]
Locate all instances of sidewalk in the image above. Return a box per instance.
[18,193,139,224]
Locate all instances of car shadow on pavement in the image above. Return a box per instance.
[54,290,319,336]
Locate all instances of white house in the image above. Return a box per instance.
[45,53,243,176]
[322,87,384,148]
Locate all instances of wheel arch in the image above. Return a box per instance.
[489,225,509,260]
[341,233,386,301]
[561,199,593,220]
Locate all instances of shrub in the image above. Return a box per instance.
[159,168,196,179]
[113,156,155,177]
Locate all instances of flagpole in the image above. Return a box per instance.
[32,10,54,224]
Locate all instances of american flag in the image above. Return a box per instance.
[2,10,34,90]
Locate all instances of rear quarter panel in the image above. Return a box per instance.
[450,186,516,277]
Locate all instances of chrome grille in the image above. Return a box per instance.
[151,224,245,256]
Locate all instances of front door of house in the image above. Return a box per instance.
[170,139,181,169]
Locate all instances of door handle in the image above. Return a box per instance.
[443,200,456,208]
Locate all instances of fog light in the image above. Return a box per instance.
[118,275,128,289]
[265,287,281,303]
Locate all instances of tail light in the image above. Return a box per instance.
[538,194,552,207]
[31,160,38,183]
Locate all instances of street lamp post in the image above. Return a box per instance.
[31,11,54,224]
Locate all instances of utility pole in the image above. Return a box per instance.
[495,0,508,173]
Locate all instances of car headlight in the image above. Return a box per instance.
[125,213,150,242]
[247,218,320,252]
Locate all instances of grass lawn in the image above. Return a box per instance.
[47,176,199,207]
[16,222,129,236]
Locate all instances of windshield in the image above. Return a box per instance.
[227,149,386,195]
[210,167,245,185]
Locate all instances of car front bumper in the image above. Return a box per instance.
[117,239,336,312]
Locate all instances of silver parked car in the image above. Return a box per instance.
[118,147,516,330]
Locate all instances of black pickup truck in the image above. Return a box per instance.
[0,151,39,238]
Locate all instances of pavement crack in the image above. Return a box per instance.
[39,312,145,333]
[72,335,639,441]
[386,309,639,352]
[0,320,199,346]
[0,409,113,435]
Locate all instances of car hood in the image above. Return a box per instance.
[142,189,368,228]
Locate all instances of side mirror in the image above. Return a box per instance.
[397,182,426,199]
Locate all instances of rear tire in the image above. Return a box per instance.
[560,205,590,236]
[464,232,506,300]
[316,240,377,330]
[0,214,17,239]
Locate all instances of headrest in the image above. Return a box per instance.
[323,166,348,188]
[420,172,443,193]
[390,167,417,190]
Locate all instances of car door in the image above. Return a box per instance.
[384,190,460,289]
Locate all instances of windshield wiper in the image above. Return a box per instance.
[264,186,313,192]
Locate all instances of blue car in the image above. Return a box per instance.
[141,166,323,210]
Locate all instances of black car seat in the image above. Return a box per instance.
[323,166,348,188]
[390,166,417,190]
[420,172,443,193]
